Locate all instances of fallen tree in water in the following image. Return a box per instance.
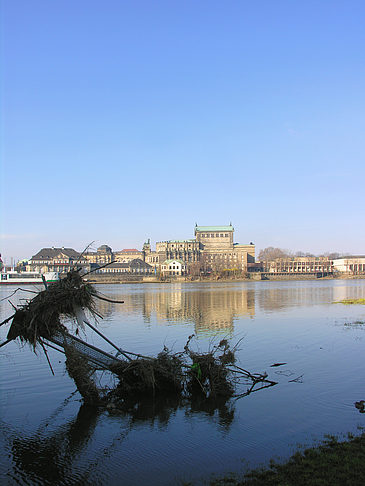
[1,270,277,407]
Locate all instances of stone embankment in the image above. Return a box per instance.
[83,274,160,284]
[83,273,364,284]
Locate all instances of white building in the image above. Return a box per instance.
[333,257,365,274]
[161,259,186,276]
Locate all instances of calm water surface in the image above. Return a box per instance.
[1,279,365,485]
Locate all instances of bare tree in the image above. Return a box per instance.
[258,247,291,261]
[187,261,201,277]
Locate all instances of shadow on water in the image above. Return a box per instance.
[3,402,102,486]
[115,392,235,429]
[3,392,235,486]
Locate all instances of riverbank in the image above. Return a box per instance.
[210,432,365,485]
[83,273,365,284]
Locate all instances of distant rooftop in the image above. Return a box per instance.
[104,259,152,268]
[333,255,365,260]
[162,259,186,265]
[195,225,234,232]
[168,239,196,243]
[30,247,81,260]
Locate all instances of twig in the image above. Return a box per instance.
[83,318,153,361]
[289,374,304,383]
[41,275,48,289]
[231,336,245,352]
[230,364,257,378]
[73,306,131,361]
[0,313,16,327]
[74,241,95,267]
[0,339,12,348]
[82,261,115,277]
[234,381,277,400]
[40,339,55,375]
[41,340,65,354]
[91,293,124,304]
[8,300,17,311]
[0,288,38,302]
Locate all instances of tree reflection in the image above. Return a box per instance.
[4,392,236,485]
[6,404,100,485]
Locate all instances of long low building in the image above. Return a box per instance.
[260,256,365,276]
[263,257,333,274]
[333,257,365,274]
[95,259,153,274]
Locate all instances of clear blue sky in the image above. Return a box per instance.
[1,0,364,263]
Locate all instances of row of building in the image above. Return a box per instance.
[28,224,255,276]
[260,257,365,275]
[24,223,365,277]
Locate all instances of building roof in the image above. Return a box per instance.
[119,249,140,253]
[333,256,365,260]
[168,239,196,243]
[129,258,152,268]
[97,245,112,252]
[162,259,186,265]
[195,225,234,232]
[106,262,129,268]
[102,259,152,269]
[30,247,81,260]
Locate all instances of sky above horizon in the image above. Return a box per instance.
[1,1,364,264]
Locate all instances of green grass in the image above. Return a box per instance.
[334,298,365,305]
[210,433,365,485]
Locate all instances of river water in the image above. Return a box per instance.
[1,279,365,485]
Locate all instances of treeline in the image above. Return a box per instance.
[258,247,348,261]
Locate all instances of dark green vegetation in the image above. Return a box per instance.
[210,433,365,485]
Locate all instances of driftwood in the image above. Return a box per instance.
[1,270,278,408]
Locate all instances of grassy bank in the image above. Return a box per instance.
[335,298,365,305]
[209,433,365,485]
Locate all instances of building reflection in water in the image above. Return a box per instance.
[89,281,365,338]
[256,282,365,312]
[94,284,255,336]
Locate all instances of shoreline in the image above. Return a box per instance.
[209,432,365,485]
[83,274,365,285]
